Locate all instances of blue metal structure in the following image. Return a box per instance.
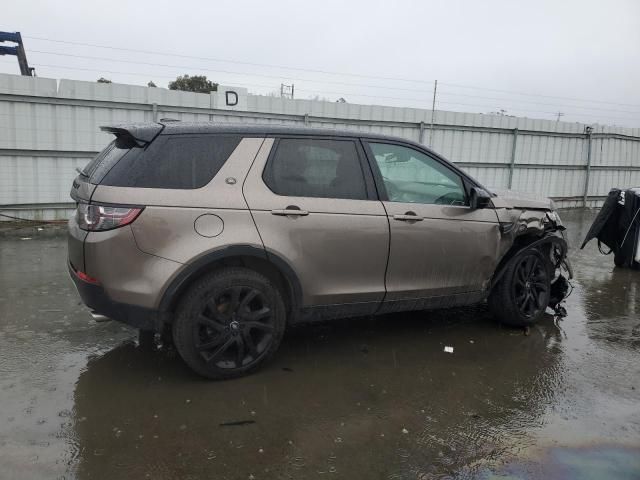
[0,31,34,76]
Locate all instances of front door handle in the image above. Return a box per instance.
[271,206,309,217]
[393,212,423,222]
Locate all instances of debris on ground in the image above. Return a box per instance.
[554,303,568,318]
[219,420,256,427]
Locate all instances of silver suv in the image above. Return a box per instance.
[68,122,571,379]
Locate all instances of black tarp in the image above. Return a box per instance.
[581,188,622,252]
[616,189,640,268]
[581,188,640,269]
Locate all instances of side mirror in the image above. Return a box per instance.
[469,187,492,210]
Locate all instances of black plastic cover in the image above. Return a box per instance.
[580,188,621,251]
[616,189,640,268]
[581,188,640,269]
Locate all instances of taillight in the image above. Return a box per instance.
[76,269,100,285]
[76,203,143,231]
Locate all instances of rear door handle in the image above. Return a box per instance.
[393,212,423,222]
[271,207,309,217]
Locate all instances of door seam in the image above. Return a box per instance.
[241,138,268,253]
[373,200,392,314]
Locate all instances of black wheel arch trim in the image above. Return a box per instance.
[491,234,571,288]
[157,245,303,316]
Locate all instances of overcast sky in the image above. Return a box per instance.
[2,0,640,126]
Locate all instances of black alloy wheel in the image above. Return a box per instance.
[512,253,550,319]
[173,268,286,379]
[195,286,275,369]
[489,248,552,327]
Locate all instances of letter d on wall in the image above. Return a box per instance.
[214,86,247,110]
[225,91,238,106]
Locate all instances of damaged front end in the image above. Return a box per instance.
[493,210,573,316]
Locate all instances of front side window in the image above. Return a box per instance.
[368,143,467,206]
[264,138,367,200]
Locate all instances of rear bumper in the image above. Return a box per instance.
[68,261,161,331]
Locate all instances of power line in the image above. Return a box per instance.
[24,62,640,123]
[23,35,640,111]
[440,81,640,109]
[30,61,435,103]
[296,87,639,121]
[28,63,279,90]
[14,61,517,109]
[436,88,640,116]
[25,49,640,117]
[24,35,436,86]
[27,49,435,92]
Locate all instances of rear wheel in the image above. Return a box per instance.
[489,249,551,327]
[173,267,286,379]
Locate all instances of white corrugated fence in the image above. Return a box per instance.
[1,72,639,220]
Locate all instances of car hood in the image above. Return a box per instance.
[489,189,554,211]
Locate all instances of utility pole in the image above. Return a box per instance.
[0,31,35,76]
[280,83,295,99]
[428,79,438,147]
[555,112,564,122]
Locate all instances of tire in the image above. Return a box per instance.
[172,267,286,380]
[489,248,551,327]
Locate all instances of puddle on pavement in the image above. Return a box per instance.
[0,209,639,479]
[477,445,640,480]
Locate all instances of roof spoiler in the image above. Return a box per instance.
[100,124,164,147]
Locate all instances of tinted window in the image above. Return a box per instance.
[264,138,367,200]
[368,143,467,206]
[100,135,241,189]
[84,138,142,184]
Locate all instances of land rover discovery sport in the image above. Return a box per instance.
[68,122,571,379]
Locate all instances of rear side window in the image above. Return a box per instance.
[84,138,142,184]
[99,135,241,189]
[263,138,367,200]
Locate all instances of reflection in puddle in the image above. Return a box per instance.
[479,445,640,480]
[70,310,569,479]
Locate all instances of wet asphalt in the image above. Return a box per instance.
[0,209,639,480]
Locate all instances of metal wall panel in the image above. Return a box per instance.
[462,166,510,189]
[589,170,640,197]
[0,155,91,205]
[516,135,586,166]
[591,137,640,167]
[512,168,586,197]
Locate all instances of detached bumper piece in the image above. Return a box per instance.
[68,262,160,331]
[581,188,640,269]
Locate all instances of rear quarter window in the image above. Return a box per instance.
[85,138,140,184]
[99,134,242,189]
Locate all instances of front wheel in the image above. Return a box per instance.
[173,267,286,379]
[489,249,551,327]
